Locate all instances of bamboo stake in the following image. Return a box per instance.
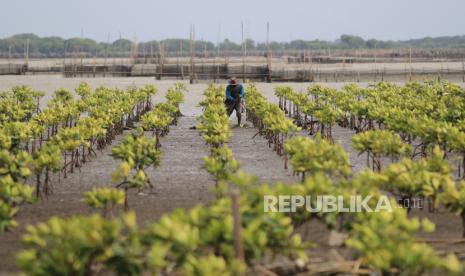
[231,191,245,263]
[131,36,138,66]
[241,21,245,82]
[92,53,96,77]
[104,33,110,77]
[157,41,164,80]
[24,38,30,74]
[180,39,184,80]
[216,24,221,81]
[62,42,66,75]
[72,48,77,77]
[266,22,272,83]
[80,49,83,77]
[409,47,412,81]
[462,60,465,82]
[189,24,195,84]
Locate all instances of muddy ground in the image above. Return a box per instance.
[0,76,465,274]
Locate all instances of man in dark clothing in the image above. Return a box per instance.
[225,78,245,127]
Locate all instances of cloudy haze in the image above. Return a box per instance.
[2,0,464,42]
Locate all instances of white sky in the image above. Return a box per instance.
[1,0,464,42]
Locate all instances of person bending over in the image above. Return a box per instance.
[225,78,245,127]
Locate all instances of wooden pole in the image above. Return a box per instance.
[231,191,244,262]
[374,44,377,81]
[157,41,164,80]
[193,25,196,81]
[189,24,194,84]
[241,21,245,82]
[204,41,207,58]
[8,44,12,63]
[409,47,412,81]
[356,49,360,82]
[225,33,229,79]
[201,40,206,78]
[308,48,313,82]
[8,44,12,74]
[72,48,77,77]
[213,24,221,83]
[216,24,221,82]
[161,41,165,77]
[180,39,184,80]
[141,45,145,75]
[462,59,465,83]
[131,37,138,66]
[93,52,96,77]
[176,43,180,79]
[150,41,154,63]
[80,47,83,77]
[24,39,30,69]
[266,22,272,82]
[143,44,146,64]
[62,42,66,75]
[104,33,110,77]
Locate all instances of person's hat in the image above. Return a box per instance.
[230,78,238,86]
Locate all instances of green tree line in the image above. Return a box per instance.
[1,33,465,57]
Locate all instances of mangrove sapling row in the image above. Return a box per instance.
[217,170,461,274]
[279,83,465,206]
[197,84,231,149]
[19,95,308,276]
[245,84,300,168]
[0,85,44,124]
[19,168,463,275]
[0,83,157,231]
[352,129,412,171]
[165,82,187,125]
[276,82,465,176]
[346,201,460,275]
[0,103,38,232]
[111,128,161,210]
[256,153,461,273]
[12,81,465,275]
[276,82,465,237]
[382,146,453,213]
[203,142,240,188]
[33,84,156,195]
[247,85,354,183]
[63,85,156,174]
[14,82,464,275]
[0,132,33,231]
[242,84,465,273]
[197,85,239,186]
[0,150,34,232]
[284,134,351,182]
[141,82,187,148]
[276,85,343,139]
[17,182,306,276]
[196,86,307,271]
[31,144,61,198]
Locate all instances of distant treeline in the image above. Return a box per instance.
[1,33,465,57]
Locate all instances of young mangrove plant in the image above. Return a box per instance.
[284,134,351,182]
[203,145,240,187]
[111,128,161,210]
[352,130,411,172]
[84,187,125,218]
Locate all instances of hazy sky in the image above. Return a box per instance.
[2,0,464,42]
